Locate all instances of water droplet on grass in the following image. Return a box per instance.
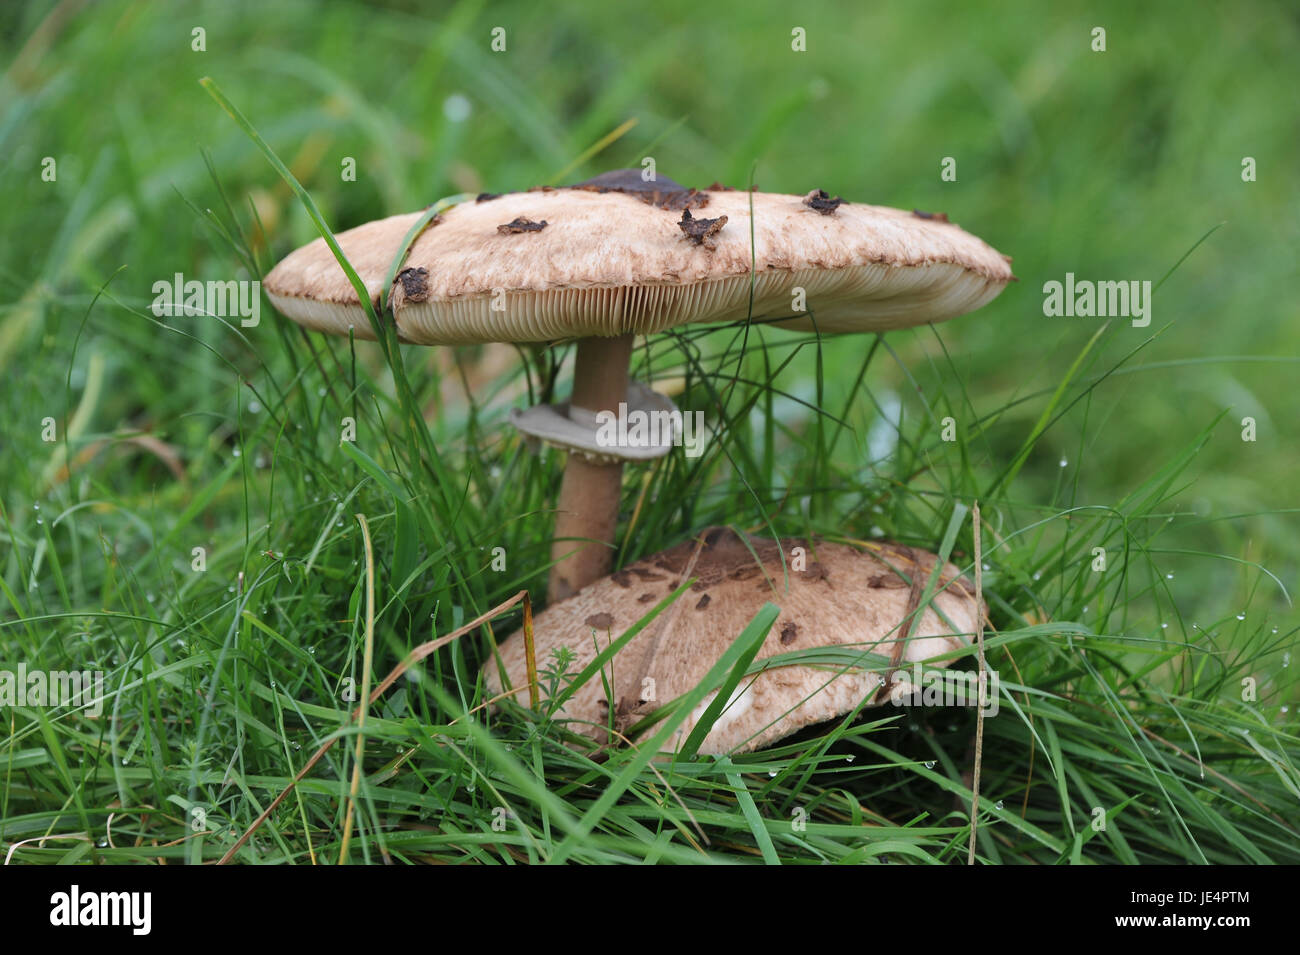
[994,800,1004,810]
[924,760,936,769]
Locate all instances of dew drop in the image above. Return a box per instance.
[1058,458,1067,468]
[768,770,777,777]
[1161,623,1169,629]
[1166,573,1174,579]
[845,755,856,763]
[1283,653,1291,668]
[994,800,1004,810]
[1236,613,1245,621]
[924,760,936,769]
[308,646,316,655]
[232,447,241,458]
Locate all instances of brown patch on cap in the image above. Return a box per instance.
[498,217,547,234]
[395,267,430,303]
[629,567,665,581]
[610,570,633,589]
[800,561,827,582]
[695,593,712,610]
[678,208,728,249]
[868,572,908,589]
[804,189,845,215]
[585,612,615,630]
[571,169,710,212]
[476,192,502,203]
[637,592,657,604]
[780,621,799,645]
[913,209,950,223]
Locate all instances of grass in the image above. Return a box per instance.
[1,0,1297,864]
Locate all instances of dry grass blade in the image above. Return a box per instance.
[968,501,987,865]
[338,513,377,864]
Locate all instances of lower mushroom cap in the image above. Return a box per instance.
[483,527,983,755]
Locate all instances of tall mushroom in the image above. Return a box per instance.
[263,171,1012,602]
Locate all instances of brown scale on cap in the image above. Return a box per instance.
[913,209,950,222]
[584,612,614,630]
[394,267,430,303]
[803,189,846,215]
[678,208,728,249]
[483,526,983,754]
[497,216,547,234]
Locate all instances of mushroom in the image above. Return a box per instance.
[482,526,982,755]
[263,171,1012,602]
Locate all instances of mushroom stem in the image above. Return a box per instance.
[547,333,635,602]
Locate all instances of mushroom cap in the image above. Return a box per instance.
[264,174,1012,345]
[482,527,982,755]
